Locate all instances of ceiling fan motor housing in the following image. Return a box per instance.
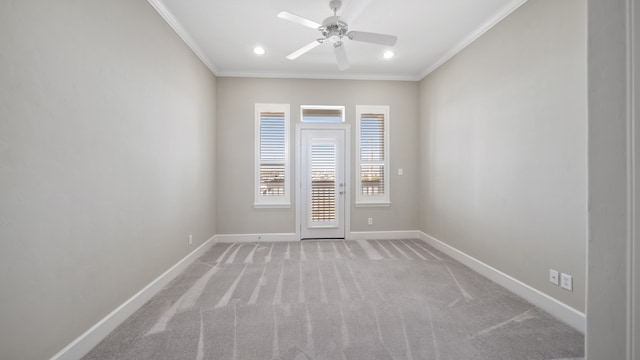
[320,16,348,43]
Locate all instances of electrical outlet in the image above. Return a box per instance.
[189,234,193,245]
[560,273,573,291]
[367,217,373,225]
[549,269,559,285]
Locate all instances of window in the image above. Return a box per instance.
[255,104,290,208]
[301,105,345,122]
[356,105,389,205]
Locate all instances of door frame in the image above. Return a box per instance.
[295,123,351,240]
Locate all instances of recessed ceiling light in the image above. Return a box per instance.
[253,46,266,55]
[383,50,395,59]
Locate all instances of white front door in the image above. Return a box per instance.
[300,128,346,239]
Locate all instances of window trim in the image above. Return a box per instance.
[254,103,291,208]
[355,105,390,206]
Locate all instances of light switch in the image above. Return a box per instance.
[398,168,403,176]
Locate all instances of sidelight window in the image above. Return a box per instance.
[356,105,389,205]
[255,103,290,208]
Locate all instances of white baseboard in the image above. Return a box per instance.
[50,236,216,360]
[347,230,420,240]
[213,231,420,242]
[418,231,586,334]
[213,233,298,243]
[50,230,585,360]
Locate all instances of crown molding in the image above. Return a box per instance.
[418,0,528,80]
[148,0,527,82]
[215,71,420,81]
[147,0,219,75]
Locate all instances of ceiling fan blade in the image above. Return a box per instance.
[339,0,372,24]
[334,44,350,71]
[286,40,322,60]
[277,11,322,29]
[347,31,398,46]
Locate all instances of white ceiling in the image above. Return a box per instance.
[149,0,527,81]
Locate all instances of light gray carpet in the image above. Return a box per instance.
[84,239,584,359]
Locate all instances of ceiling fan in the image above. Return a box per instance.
[277,0,398,71]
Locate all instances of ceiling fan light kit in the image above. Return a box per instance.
[278,0,398,70]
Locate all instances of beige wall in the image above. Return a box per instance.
[418,0,587,311]
[0,0,595,357]
[216,77,419,235]
[0,1,217,359]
